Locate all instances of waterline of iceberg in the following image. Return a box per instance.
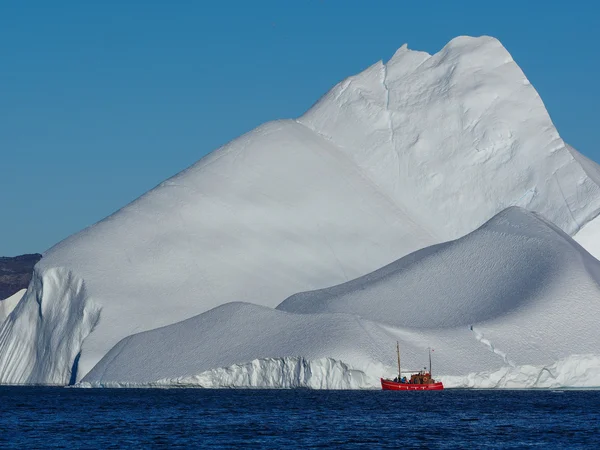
[75,354,600,390]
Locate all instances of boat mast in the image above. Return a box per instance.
[429,347,432,375]
[396,341,401,379]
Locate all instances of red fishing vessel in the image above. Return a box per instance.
[381,342,444,391]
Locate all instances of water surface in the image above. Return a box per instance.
[1,387,598,448]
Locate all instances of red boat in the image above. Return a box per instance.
[381,342,444,391]
[380,377,444,391]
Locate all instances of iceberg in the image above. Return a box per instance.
[80,208,600,389]
[2,36,600,386]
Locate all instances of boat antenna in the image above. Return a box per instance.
[428,347,432,376]
[396,341,401,380]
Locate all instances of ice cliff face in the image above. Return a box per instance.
[2,35,600,386]
[81,208,600,388]
[0,268,100,384]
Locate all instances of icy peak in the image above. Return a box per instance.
[386,35,511,69]
[480,206,560,234]
[442,34,507,52]
[300,35,600,239]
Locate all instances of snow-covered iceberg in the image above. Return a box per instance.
[80,208,600,389]
[2,36,600,386]
[79,302,396,389]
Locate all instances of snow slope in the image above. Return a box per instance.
[2,36,600,385]
[279,208,600,368]
[81,208,600,389]
[80,302,400,388]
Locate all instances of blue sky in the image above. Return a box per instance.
[1,1,598,256]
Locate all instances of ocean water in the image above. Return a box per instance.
[1,387,599,448]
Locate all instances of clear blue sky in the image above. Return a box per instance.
[1,1,598,256]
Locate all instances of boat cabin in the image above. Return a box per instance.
[392,370,436,385]
[409,371,435,385]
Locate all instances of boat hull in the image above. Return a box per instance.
[380,378,444,391]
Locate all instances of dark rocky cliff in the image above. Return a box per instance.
[0,254,42,300]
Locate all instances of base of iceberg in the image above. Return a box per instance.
[76,357,384,389]
[443,355,600,389]
[75,354,600,390]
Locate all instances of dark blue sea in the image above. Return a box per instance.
[1,387,599,448]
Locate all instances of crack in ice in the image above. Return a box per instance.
[470,325,515,367]
[381,62,396,153]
